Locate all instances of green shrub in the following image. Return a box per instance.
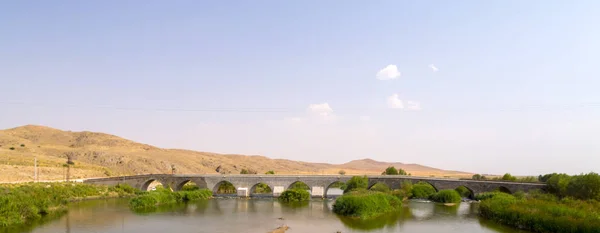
[501,173,517,181]
[0,183,106,227]
[108,183,141,197]
[278,189,310,202]
[344,176,368,193]
[479,193,600,233]
[475,192,502,201]
[430,189,462,204]
[253,183,272,194]
[411,182,436,199]
[455,186,471,198]
[180,184,200,191]
[566,172,600,201]
[333,191,402,219]
[370,183,390,193]
[390,189,406,200]
[265,170,275,175]
[9,147,15,150]
[400,181,413,199]
[289,182,310,190]
[129,188,212,209]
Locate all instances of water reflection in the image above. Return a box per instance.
[3,199,527,233]
[336,207,411,231]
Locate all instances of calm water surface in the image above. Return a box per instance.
[6,197,530,233]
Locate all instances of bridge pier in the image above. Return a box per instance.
[273,186,285,197]
[311,186,324,198]
[237,187,249,197]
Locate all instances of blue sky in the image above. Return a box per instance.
[1,1,599,175]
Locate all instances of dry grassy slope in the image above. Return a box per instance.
[0,125,472,182]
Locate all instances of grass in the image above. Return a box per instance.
[430,189,462,204]
[332,190,402,219]
[479,192,600,233]
[278,189,310,202]
[128,187,212,209]
[0,182,127,227]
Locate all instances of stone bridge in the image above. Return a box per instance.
[83,174,546,198]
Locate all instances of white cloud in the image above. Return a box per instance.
[376,65,401,80]
[407,101,421,111]
[359,116,371,121]
[307,103,334,117]
[387,94,404,109]
[429,64,439,72]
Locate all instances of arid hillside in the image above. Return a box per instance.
[0,125,472,182]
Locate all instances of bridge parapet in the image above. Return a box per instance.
[84,174,546,198]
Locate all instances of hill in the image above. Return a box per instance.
[0,125,472,182]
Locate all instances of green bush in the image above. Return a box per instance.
[566,173,600,201]
[501,173,517,181]
[370,183,390,193]
[455,186,471,198]
[129,188,212,209]
[390,190,406,200]
[479,193,600,233]
[0,183,107,227]
[265,170,275,175]
[108,183,141,197]
[333,190,402,219]
[411,182,436,199]
[180,184,200,191]
[278,189,310,202]
[344,176,368,193]
[475,192,502,201]
[430,189,462,204]
[381,166,407,175]
[253,183,272,194]
[289,182,310,190]
[400,181,413,199]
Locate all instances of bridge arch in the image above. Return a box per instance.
[174,179,208,191]
[496,186,512,194]
[141,178,169,191]
[212,180,237,195]
[325,181,346,197]
[249,182,273,197]
[368,182,391,192]
[455,185,475,199]
[287,181,310,190]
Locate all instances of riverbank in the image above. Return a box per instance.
[128,187,212,210]
[0,182,138,227]
[479,192,600,233]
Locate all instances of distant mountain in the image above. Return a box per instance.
[0,125,472,182]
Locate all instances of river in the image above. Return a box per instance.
[3,196,532,233]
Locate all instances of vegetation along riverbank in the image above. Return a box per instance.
[128,185,212,210]
[0,182,138,227]
[478,172,600,233]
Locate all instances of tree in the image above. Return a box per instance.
[171,164,177,174]
[472,174,483,180]
[501,173,517,181]
[344,176,368,193]
[538,173,557,182]
[338,170,346,175]
[398,168,408,175]
[382,166,399,175]
[547,173,571,197]
[265,170,275,175]
[566,172,600,200]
